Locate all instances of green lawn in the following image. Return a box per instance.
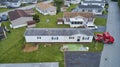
[0,8,12,13]
[67,4,77,12]
[64,44,82,51]
[35,12,69,28]
[94,18,107,26]
[0,21,64,67]
[0,6,104,67]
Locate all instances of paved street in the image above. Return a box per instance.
[0,4,35,16]
[100,2,120,67]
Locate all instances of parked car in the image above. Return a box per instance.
[2,14,8,21]
[86,24,98,30]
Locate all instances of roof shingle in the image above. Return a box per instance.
[8,10,31,21]
[64,12,95,18]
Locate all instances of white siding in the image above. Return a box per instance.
[25,34,93,43]
[11,17,33,29]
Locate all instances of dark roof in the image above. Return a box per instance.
[78,5,103,9]
[25,28,94,36]
[27,21,36,25]
[64,12,95,18]
[0,62,59,67]
[65,52,101,67]
[83,1,106,3]
[8,10,31,21]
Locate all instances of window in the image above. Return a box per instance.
[69,37,74,39]
[98,9,102,12]
[51,37,58,40]
[82,37,89,40]
[79,22,83,24]
[37,37,41,39]
[82,9,85,12]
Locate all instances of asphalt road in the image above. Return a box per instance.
[100,2,120,67]
[0,4,36,16]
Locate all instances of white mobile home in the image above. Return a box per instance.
[72,5,104,15]
[63,12,95,28]
[81,1,106,8]
[36,2,56,15]
[24,28,94,43]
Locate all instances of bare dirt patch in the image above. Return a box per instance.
[23,44,39,52]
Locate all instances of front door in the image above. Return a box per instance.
[77,36,81,42]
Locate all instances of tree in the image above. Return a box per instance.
[54,0,64,12]
[33,14,40,23]
[118,0,120,7]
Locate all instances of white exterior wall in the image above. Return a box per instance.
[36,7,56,15]
[81,1,105,8]
[93,9,103,15]
[25,34,93,43]
[11,17,33,29]
[71,0,81,4]
[7,1,21,8]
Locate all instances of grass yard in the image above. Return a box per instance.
[0,21,64,67]
[34,9,69,28]
[94,18,107,26]
[0,7,103,67]
[64,44,82,51]
[0,8,12,13]
[67,4,78,12]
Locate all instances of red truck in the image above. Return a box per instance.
[94,32,114,44]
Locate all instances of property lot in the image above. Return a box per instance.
[0,6,105,67]
[65,52,101,67]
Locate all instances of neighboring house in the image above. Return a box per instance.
[36,2,57,15]
[63,12,95,28]
[0,27,6,40]
[61,6,68,12]
[84,0,103,1]
[81,1,106,8]
[6,0,21,8]
[0,0,7,8]
[8,10,33,28]
[21,0,38,4]
[72,5,104,15]
[64,0,81,5]
[0,62,59,67]
[71,0,81,4]
[24,9,35,15]
[24,28,94,43]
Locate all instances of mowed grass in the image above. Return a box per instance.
[67,4,77,12]
[35,12,69,28]
[94,18,107,26]
[0,12,66,67]
[64,44,82,51]
[0,8,12,13]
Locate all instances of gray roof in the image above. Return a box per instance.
[78,5,103,9]
[0,62,59,67]
[25,28,93,36]
[83,1,106,3]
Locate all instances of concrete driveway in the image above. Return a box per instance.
[92,26,106,32]
[100,2,120,67]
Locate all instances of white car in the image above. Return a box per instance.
[86,24,98,29]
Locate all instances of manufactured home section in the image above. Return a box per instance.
[24,28,94,43]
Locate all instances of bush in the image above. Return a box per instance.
[33,14,40,23]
